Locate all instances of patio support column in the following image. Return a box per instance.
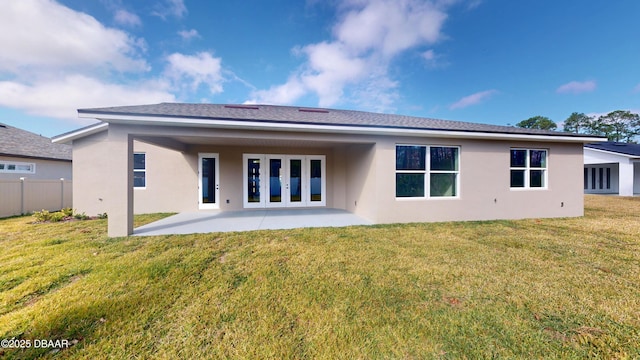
[618,159,634,196]
[106,125,134,237]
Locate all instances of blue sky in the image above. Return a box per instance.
[1,0,639,137]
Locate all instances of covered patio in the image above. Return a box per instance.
[133,208,373,236]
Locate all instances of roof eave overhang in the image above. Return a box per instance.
[52,122,109,144]
[75,112,606,144]
[584,146,640,159]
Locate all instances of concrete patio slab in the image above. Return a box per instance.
[133,208,373,236]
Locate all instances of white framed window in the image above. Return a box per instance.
[0,161,36,174]
[395,145,460,198]
[510,149,547,189]
[133,153,146,188]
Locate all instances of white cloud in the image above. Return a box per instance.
[556,80,596,94]
[153,0,187,20]
[246,76,307,105]
[0,1,218,125]
[421,49,448,68]
[0,0,148,74]
[178,29,201,40]
[449,89,498,110]
[248,0,451,110]
[422,49,436,61]
[335,0,447,58]
[165,52,225,94]
[114,9,142,27]
[0,75,174,122]
[466,0,483,10]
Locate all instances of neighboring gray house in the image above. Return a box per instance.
[0,122,72,180]
[584,142,640,196]
[53,103,604,237]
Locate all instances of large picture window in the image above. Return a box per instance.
[133,153,146,188]
[510,149,547,189]
[396,145,459,198]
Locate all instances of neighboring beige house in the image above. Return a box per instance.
[583,142,640,196]
[0,122,72,217]
[53,103,603,237]
[0,122,72,180]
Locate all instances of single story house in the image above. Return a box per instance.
[0,122,72,180]
[583,142,640,196]
[0,122,73,217]
[52,103,603,237]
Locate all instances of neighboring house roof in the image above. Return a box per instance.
[54,103,605,143]
[0,122,72,161]
[585,142,640,157]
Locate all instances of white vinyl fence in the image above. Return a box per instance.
[0,178,72,218]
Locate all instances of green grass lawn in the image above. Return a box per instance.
[1,196,639,359]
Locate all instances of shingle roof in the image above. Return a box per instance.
[585,142,640,157]
[0,123,72,161]
[78,103,602,139]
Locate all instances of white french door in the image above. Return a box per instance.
[243,154,326,208]
[198,153,219,209]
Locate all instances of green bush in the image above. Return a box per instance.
[32,208,93,222]
[74,212,90,220]
[32,209,51,222]
[48,211,67,222]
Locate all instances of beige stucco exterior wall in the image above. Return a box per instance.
[372,137,584,223]
[70,124,585,233]
[133,141,195,213]
[344,143,377,222]
[72,131,109,216]
[0,155,71,180]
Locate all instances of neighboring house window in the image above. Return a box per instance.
[510,149,547,189]
[134,153,146,188]
[585,166,611,191]
[396,145,459,198]
[0,161,36,174]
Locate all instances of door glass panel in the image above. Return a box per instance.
[310,159,322,202]
[269,159,282,203]
[247,158,261,203]
[290,159,302,202]
[202,158,216,203]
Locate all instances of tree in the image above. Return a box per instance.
[563,112,594,134]
[515,116,558,130]
[591,110,640,142]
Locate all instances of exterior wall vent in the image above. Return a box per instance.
[298,108,329,113]
[224,105,259,110]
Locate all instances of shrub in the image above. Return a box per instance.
[98,213,108,219]
[74,212,90,220]
[32,209,92,223]
[31,209,50,222]
[48,212,67,222]
[32,209,51,222]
